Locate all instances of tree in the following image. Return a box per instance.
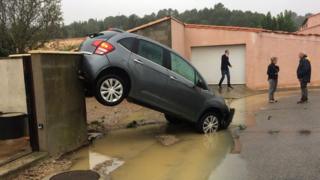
[0,0,63,56]
[44,3,312,40]
[262,12,274,30]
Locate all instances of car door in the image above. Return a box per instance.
[166,52,205,120]
[128,39,170,111]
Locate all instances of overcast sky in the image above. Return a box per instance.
[62,0,320,24]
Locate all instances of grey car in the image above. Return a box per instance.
[79,29,234,133]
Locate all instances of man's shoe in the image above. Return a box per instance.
[269,100,275,103]
[297,100,306,104]
[228,85,234,89]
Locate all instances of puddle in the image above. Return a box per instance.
[70,124,234,180]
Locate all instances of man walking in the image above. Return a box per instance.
[218,50,233,89]
[267,57,280,103]
[297,53,312,104]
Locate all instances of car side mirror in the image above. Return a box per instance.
[196,80,204,89]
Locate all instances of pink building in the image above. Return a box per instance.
[129,17,320,90]
[299,13,320,35]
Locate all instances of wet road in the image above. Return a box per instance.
[71,89,320,180]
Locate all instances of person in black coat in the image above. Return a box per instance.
[297,53,312,104]
[267,57,280,103]
[218,50,233,89]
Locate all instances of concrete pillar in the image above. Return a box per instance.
[29,51,87,155]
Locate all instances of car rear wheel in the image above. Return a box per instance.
[95,74,127,106]
[164,114,181,124]
[196,112,220,134]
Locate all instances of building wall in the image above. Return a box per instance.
[255,32,320,89]
[171,24,320,89]
[180,27,260,89]
[171,20,186,58]
[299,25,320,35]
[0,58,27,113]
[303,14,320,30]
[132,20,172,47]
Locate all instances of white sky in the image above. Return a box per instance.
[62,0,320,24]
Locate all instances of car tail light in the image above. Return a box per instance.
[91,40,114,55]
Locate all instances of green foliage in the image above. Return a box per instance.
[60,3,310,39]
[0,0,63,56]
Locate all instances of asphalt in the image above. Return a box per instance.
[211,89,320,180]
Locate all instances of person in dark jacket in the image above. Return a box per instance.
[297,53,312,104]
[267,57,280,103]
[218,50,233,89]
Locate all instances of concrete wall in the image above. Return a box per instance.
[30,52,87,155]
[0,58,27,113]
[131,20,172,47]
[171,20,186,58]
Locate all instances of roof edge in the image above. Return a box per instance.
[297,24,320,34]
[302,12,320,26]
[185,24,266,33]
[127,16,183,33]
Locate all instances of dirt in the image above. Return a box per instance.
[86,98,165,131]
[14,157,72,180]
[0,137,31,166]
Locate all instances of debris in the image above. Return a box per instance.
[93,158,124,176]
[88,120,106,133]
[88,132,104,143]
[156,135,180,146]
[14,157,72,180]
[126,120,139,128]
[238,124,247,131]
[299,129,311,135]
[268,130,280,135]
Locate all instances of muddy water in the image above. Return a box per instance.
[71,124,234,180]
[71,91,300,179]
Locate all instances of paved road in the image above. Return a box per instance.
[211,89,320,180]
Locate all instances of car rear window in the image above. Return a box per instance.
[118,38,135,52]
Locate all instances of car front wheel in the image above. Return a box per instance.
[95,74,127,106]
[197,112,220,134]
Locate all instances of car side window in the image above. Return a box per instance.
[137,40,163,66]
[170,53,195,83]
[118,38,135,52]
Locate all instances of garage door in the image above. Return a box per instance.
[191,45,246,85]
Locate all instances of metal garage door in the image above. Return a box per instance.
[191,45,246,85]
